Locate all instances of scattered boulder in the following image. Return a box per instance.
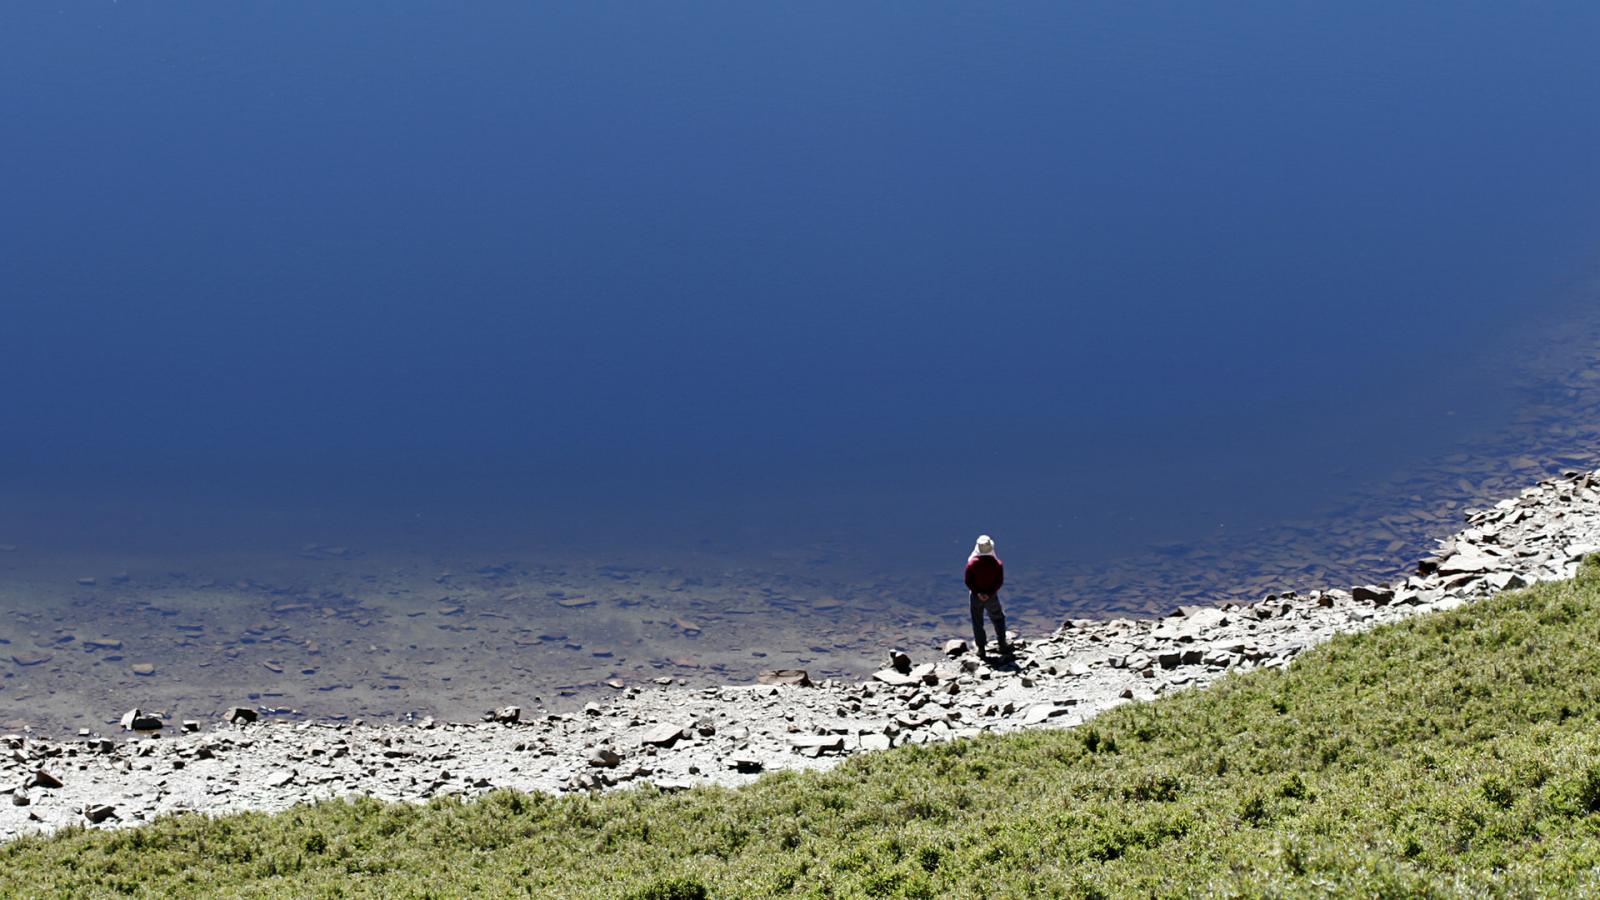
[640,723,688,749]
[29,770,64,790]
[1183,607,1229,630]
[757,669,812,687]
[483,706,521,724]
[1438,552,1499,575]
[860,734,892,752]
[872,669,919,687]
[120,709,162,731]
[942,639,969,657]
[789,734,845,754]
[130,663,157,677]
[82,804,116,825]
[1022,702,1076,726]
[728,755,764,773]
[888,650,912,675]
[11,651,52,667]
[588,748,622,768]
[225,707,258,725]
[1485,572,1528,591]
[1351,585,1394,606]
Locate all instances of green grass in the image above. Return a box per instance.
[10,559,1600,898]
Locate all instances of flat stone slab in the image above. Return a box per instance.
[640,724,687,748]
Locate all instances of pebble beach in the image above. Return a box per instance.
[5,461,1600,841]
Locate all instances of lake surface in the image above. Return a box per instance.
[3,5,1599,733]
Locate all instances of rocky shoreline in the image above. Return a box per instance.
[4,466,1600,842]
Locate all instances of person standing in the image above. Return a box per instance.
[965,534,1009,659]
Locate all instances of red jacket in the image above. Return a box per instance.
[965,554,1004,594]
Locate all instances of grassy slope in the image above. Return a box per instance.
[8,562,1600,899]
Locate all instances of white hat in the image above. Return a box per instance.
[973,535,995,556]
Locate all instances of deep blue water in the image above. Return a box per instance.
[4,4,1600,577]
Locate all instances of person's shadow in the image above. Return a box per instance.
[981,653,1022,673]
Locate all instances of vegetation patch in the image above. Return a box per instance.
[8,559,1600,897]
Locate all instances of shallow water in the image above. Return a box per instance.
[3,5,1600,732]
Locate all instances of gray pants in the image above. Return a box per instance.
[970,591,1007,652]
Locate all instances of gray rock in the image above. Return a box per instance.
[789,734,844,753]
[756,669,812,687]
[888,650,912,675]
[872,669,919,687]
[1351,586,1394,605]
[82,804,116,825]
[1485,572,1528,591]
[120,709,162,731]
[29,770,64,789]
[588,748,622,768]
[942,640,969,657]
[640,723,688,748]
[1439,552,1499,575]
[225,707,258,725]
[1183,607,1229,629]
[727,755,764,773]
[487,706,521,724]
[1021,703,1074,726]
[11,790,29,807]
